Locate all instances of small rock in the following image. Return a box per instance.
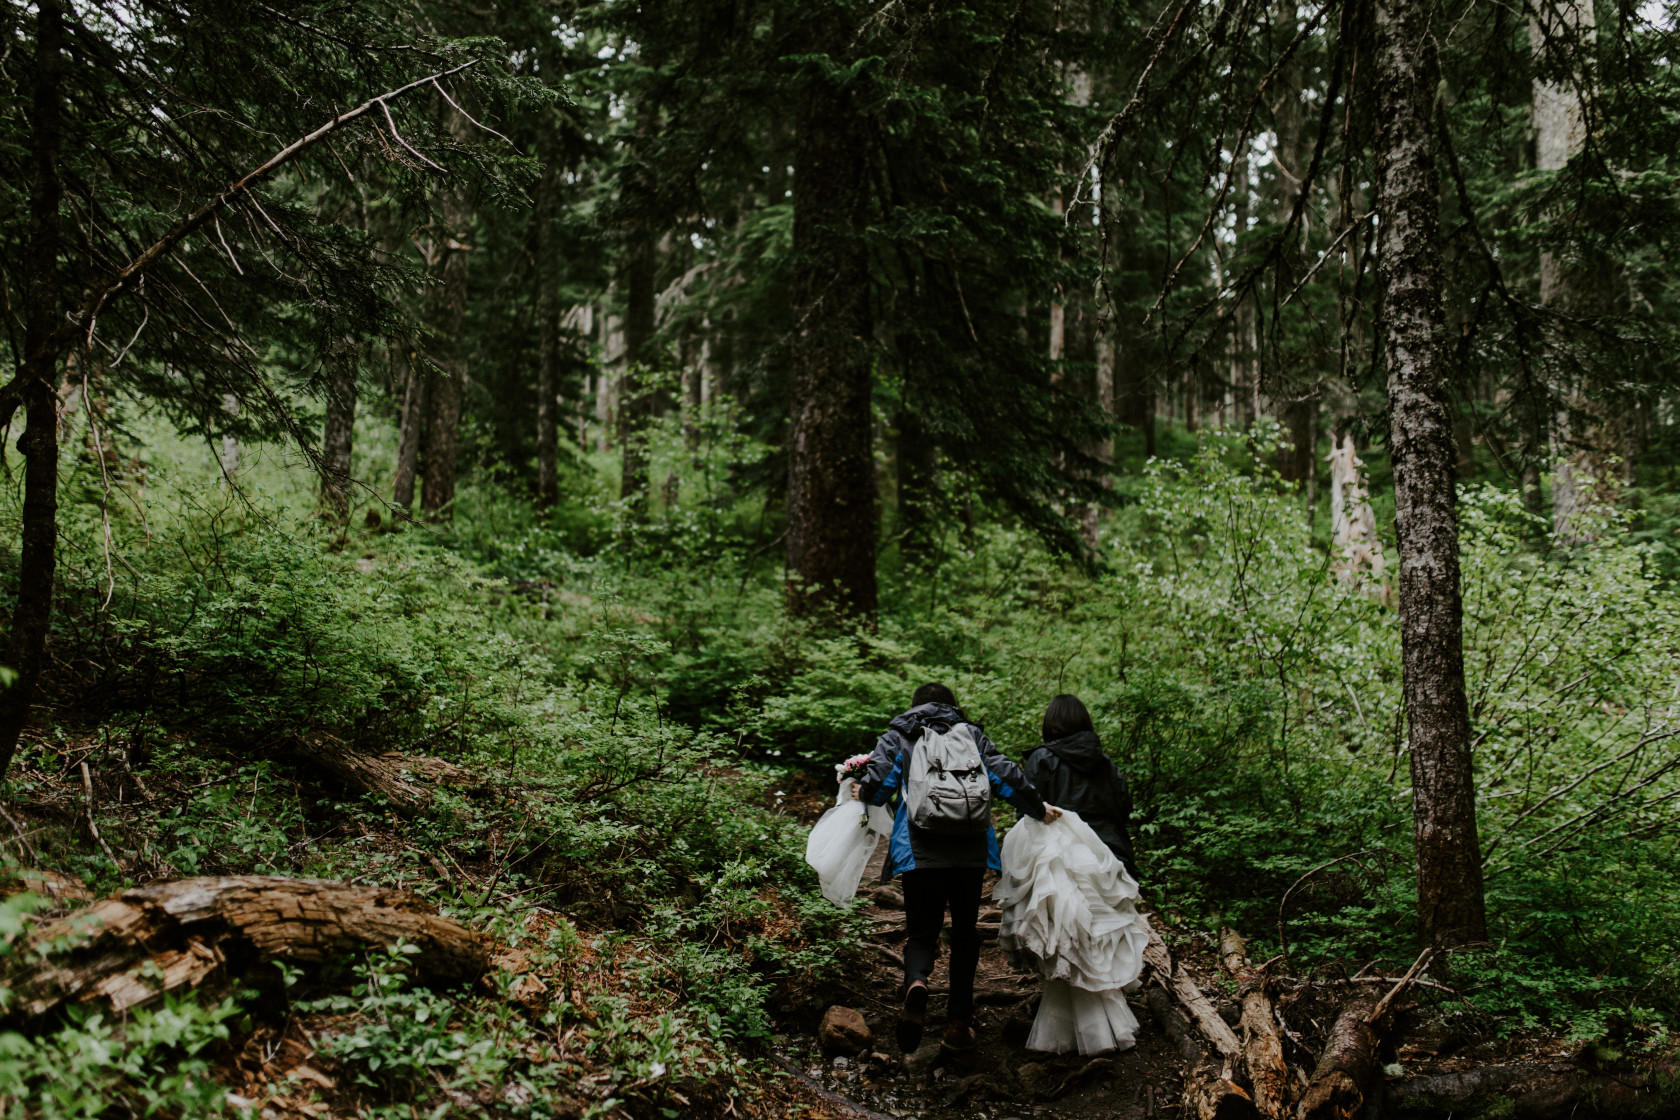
[871,885,906,909]
[1017,1062,1055,1096]
[905,1041,944,1080]
[818,1005,873,1054]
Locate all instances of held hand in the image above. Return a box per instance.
[1041,804,1063,824]
[850,782,862,802]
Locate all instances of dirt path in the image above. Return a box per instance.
[775,843,1186,1120]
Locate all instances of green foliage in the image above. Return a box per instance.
[0,905,242,1120]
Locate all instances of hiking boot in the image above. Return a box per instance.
[896,980,929,1052]
[942,1020,977,1052]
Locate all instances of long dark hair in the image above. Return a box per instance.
[1041,693,1095,743]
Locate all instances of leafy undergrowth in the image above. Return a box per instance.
[3,430,1679,1116]
[0,721,856,1120]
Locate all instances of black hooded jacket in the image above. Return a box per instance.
[1023,731,1138,877]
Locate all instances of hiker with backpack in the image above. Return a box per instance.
[852,682,1062,1054]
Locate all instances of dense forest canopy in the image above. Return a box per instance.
[3,0,1680,1116]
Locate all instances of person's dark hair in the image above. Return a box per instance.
[1041,693,1095,742]
[912,682,957,708]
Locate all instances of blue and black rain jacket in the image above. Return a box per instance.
[857,702,1047,879]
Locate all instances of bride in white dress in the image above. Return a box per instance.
[995,695,1151,1055]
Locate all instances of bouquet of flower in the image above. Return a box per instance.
[834,753,872,785]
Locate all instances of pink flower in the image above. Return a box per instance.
[834,753,872,782]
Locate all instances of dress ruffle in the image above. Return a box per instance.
[996,811,1151,1054]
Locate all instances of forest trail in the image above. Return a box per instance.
[776,840,1184,1120]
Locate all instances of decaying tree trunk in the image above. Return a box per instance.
[1144,925,1256,1120]
[292,733,474,817]
[1295,997,1384,1120]
[1145,985,1258,1120]
[1327,434,1387,594]
[1384,1061,1675,1118]
[5,876,490,1022]
[1221,929,1291,1119]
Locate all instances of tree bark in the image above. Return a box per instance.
[392,339,425,513]
[419,156,471,521]
[0,0,67,782]
[896,404,936,560]
[1373,0,1488,947]
[1271,0,1317,491]
[786,15,878,620]
[5,876,491,1023]
[1221,930,1291,1120]
[320,341,357,518]
[1533,0,1600,541]
[1295,997,1384,1120]
[535,111,561,509]
[618,232,657,511]
[291,733,475,818]
[1144,984,1258,1120]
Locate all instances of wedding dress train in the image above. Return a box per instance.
[805,784,893,905]
[996,810,1150,1054]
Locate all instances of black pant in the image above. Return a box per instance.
[901,867,984,1022]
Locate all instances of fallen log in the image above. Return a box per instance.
[1142,921,1255,1119]
[5,875,491,1021]
[1382,1061,1677,1119]
[1145,923,1243,1058]
[1294,996,1382,1120]
[293,733,475,817]
[1145,985,1259,1120]
[1295,949,1429,1120]
[1221,928,1291,1120]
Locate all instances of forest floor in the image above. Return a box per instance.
[0,734,1648,1120]
[768,785,1600,1120]
[772,837,1184,1120]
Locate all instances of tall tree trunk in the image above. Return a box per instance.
[896,403,936,560]
[786,15,878,620]
[419,148,471,521]
[618,233,657,511]
[1271,0,1317,489]
[534,112,561,509]
[219,394,241,484]
[1533,0,1597,540]
[320,342,357,519]
[392,340,424,514]
[0,0,67,780]
[1373,0,1488,948]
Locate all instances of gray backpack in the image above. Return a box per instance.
[904,724,993,834]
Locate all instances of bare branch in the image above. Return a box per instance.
[380,98,447,171]
[213,215,244,276]
[66,60,478,342]
[431,78,511,144]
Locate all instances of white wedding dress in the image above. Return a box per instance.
[996,810,1151,1055]
[805,784,894,905]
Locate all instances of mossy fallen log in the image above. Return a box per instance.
[292,732,475,816]
[5,875,491,1021]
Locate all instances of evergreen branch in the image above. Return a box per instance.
[64,60,479,345]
